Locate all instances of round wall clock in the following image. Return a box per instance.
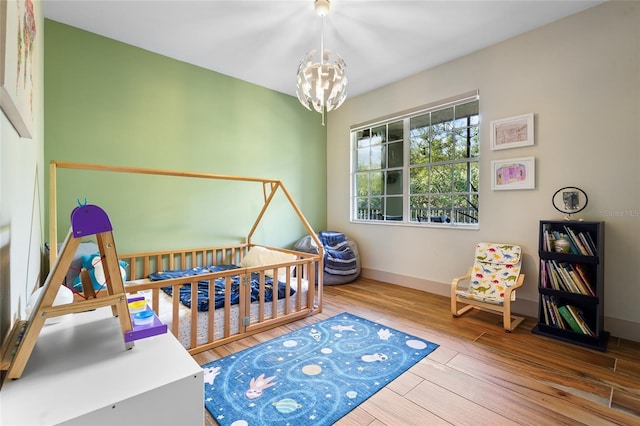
[552,186,588,216]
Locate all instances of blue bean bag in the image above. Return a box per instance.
[294,231,360,285]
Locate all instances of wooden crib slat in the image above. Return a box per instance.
[272,271,279,319]
[207,279,214,345]
[144,257,150,278]
[238,273,248,335]
[129,258,137,281]
[308,259,315,309]
[258,273,265,322]
[171,285,180,338]
[284,266,291,315]
[190,280,198,349]
[151,288,158,318]
[224,276,232,338]
[297,263,303,309]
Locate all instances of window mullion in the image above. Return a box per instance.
[403,117,410,222]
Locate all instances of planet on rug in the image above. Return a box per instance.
[202,312,439,426]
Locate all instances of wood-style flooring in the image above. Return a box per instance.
[193,277,640,425]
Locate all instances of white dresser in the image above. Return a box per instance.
[1,307,203,425]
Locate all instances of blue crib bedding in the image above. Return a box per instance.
[148,265,295,312]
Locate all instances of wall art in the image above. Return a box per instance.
[1,0,36,138]
[490,113,533,151]
[491,156,535,190]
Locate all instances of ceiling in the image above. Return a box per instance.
[42,0,605,99]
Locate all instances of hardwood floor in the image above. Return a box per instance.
[193,277,640,425]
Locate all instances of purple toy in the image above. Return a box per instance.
[70,201,113,238]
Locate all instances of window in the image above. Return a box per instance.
[351,92,479,226]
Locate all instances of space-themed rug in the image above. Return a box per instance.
[202,312,439,426]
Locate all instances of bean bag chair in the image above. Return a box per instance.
[294,230,361,285]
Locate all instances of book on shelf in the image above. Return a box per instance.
[542,295,552,326]
[562,225,598,256]
[557,305,584,334]
[549,297,561,328]
[543,229,556,252]
[578,233,594,256]
[558,261,591,295]
[547,260,575,293]
[553,301,565,330]
[555,261,581,293]
[543,224,597,256]
[541,260,557,290]
[573,264,595,296]
[568,264,595,296]
[540,260,594,296]
[542,260,562,291]
[584,232,598,256]
[541,295,550,325]
[566,304,596,337]
[564,226,589,255]
[543,295,565,330]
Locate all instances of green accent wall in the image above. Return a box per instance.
[44,20,327,253]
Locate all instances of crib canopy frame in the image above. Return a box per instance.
[48,160,324,306]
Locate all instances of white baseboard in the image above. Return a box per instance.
[605,317,640,344]
[360,267,639,343]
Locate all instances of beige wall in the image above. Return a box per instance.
[1,1,45,340]
[327,1,640,341]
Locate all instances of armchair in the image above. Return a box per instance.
[451,242,525,332]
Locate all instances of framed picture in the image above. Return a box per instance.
[1,0,36,138]
[489,113,534,151]
[552,186,588,215]
[491,156,535,190]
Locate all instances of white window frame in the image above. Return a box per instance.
[350,90,480,228]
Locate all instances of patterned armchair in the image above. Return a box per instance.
[451,242,526,332]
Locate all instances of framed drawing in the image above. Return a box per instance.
[1,0,36,138]
[490,113,534,151]
[491,156,535,190]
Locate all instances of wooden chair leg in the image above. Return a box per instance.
[450,284,458,316]
[504,302,513,331]
[451,295,458,317]
[452,300,474,317]
[503,301,525,332]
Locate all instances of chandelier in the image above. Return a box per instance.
[296,0,348,125]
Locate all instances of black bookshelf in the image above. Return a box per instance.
[531,220,609,351]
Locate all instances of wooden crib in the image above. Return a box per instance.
[120,243,320,354]
[48,161,324,355]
